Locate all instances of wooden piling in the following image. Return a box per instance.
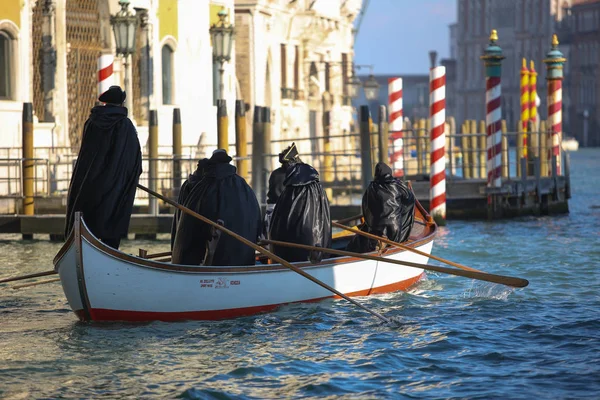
[359,105,373,190]
[517,120,524,178]
[22,103,34,217]
[251,106,266,204]
[235,100,248,180]
[378,105,389,165]
[478,120,487,179]
[461,122,471,179]
[540,120,548,177]
[528,120,537,177]
[323,110,333,200]
[262,107,272,170]
[21,103,34,239]
[417,119,426,175]
[469,120,478,178]
[501,119,509,178]
[148,110,158,216]
[217,99,228,151]
[172,108,182,196]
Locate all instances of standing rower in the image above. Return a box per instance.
[64,85,142,249]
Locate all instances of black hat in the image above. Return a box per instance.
[98,85,126,105]
[279,142,299,164]
[209,149,232,164]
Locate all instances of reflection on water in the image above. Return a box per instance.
[0,149,599,398]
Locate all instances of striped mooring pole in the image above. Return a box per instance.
[388,77,404,177]
[481,29,505,196]
[97,54,114,97]
[429,66,446,225]
[520,58,530,159]
[544,34,566,176]
[529,60,538,129]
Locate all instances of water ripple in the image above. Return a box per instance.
[1,150,600,398]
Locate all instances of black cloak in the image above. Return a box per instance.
[170,158,209,250]
[347,162,415,253]
[64,105,142,247]
[266,164,290,205]
[269,163,332,262]
[171,158,262,266]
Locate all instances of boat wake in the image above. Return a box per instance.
[462,281,514,300]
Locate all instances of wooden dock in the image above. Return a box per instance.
[0,174,569,239]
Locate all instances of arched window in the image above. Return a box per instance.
[162,44,174,104]
[0,30,14,100]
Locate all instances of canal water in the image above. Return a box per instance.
[1,149,599,399]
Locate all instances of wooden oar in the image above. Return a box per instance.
[137,183,392,324]
[0,270,57,284]
[332,221,482,273]
[335,214,363,225]
[261,239,529,288]
[12,278,61,290]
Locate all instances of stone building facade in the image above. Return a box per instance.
[233,0,362,160]
[565,0,600,146]
[454,0,573,132]
[0,0,237,160]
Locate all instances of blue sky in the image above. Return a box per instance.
[353,0,457,75]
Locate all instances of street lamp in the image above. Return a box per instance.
[210,9,235,100]
[110,0,138,112]
[363,74,380,101]
[346,74,362,99]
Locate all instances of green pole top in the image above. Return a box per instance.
[543,34,567,80]
[480,29,505,78]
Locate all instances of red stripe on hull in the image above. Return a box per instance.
[76,273,426,322]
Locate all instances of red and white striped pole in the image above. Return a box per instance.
[388,78,403,177]
[429,66,446,224]
[481,30,504,190]
[97,54,114,97]
[544,34,566,176]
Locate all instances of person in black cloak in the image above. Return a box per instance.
[346,162,415,253]
[171,149,262,266]
[264,142,301,236]
[268,161,332,262]
[64,85,142,249]
[170,157,209,250]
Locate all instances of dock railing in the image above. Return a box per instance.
[0,118,565,215]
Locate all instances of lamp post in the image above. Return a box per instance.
[346,74,362,99]
[110,0,138,113]
[363,74,380,101]
[345,64,380,101]
[209,9,235,100]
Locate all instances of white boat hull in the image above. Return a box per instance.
[54,213,435,322]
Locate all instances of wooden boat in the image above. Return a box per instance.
[53,201,436,322]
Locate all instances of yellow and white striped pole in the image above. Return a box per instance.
[520,58,530,160]
[529,60,538,130]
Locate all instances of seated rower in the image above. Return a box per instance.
[269,161,332,262]
[347,162,415,253]
[264,142,301,236]
[171,158,209,250]
[171,149,262,266]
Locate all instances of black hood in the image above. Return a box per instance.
[204,162,237,179]
[283,163,319,187]
[374,162,394,183]
[88,105,128,130]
